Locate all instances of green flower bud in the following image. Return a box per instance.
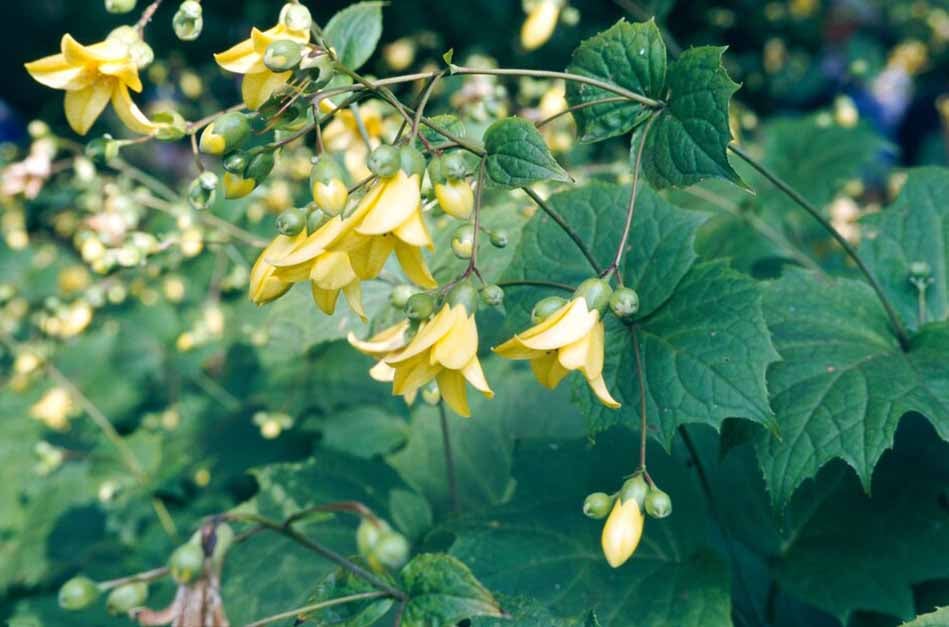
[152,111,188,141]
[442,151,470,180]
[620,474,649,508]
[575,278,612,312]
[405,293,435,320]
[531,296,567,324]
[173,1,204,41]
[909,261,933,280]
[427,155,447,185]
[188,172,218,210]
[372,531,410,570]
[400,144,427,178]
[85,135,119,165]
[310,156,346,184]
[421,381,441,404]
[276,208,306,236]
[199,112,251,156]
[223,152,249,175]
[105,0,137,14]
[168,542,204,584]
[264,40,304,73]
[280,2,312,31]
[390,284,420,309]
[58,576,99,611]
[106,582,148,615]
[367,145,401,178]
[582,492,614,519]
[451,224,475,259]
[245,151,276,183]
[307,207,329,232]
[480,284,504,307]
[356,518,390,557]
[489,229,509,248]
[609,287,640,318]
[447,282,478,314]
[644,487,672,519]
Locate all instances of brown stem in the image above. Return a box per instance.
[631,327,648,473]
[135,0,164,34]
[535,96,628,129]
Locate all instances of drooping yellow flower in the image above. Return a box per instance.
[385,304,493,417]
[214,24,310,110]
[494,297,620,409]
[601,497,644,568]
[347,319,412,387]
[249,229,307,304]
[25,34,156,135]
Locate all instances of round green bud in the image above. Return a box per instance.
[177,0,202,19]
[58,576,99,611]
[609,287,640,319]
[442,151,470,180]
[187,173,218,210]
[909,261,932,280]
[307,208,329,232]
[85,135,119,165]
[451,224,475,259]
[427,155,447,185]
[575,278,613,312]
[106,582,148,615]
[619,474,649,508]
[367,145,401,178]
[582,492,614,519]
[447,282,479,314]
[400,144,427,178]
[199,112,251,156]
[390,284,419,309]
[531,296,567,324]
[421,381,441,405]
[405,293,436,320]
[276,208,306,236]
[173,10,204,41]
[245,151,276,183]
[168,542,204,585]
[153,111,188,141]
[264,40,303,73]
[310,156,346,185]
[105,0,137,14]
[372,531,410,570]
[644,487,672,519]
[480,284,504,307]
[489,229,509,249]
[223,152,249,175]
[280,2,313,31]
[356,518,390,557]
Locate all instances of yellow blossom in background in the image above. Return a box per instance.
[601,497,644,568]
[385,304,493,417]
[214,24,310,110]
[25,34,156,135]
[521,0,561,51]
[31,387,76,431]
[494,297,620,408]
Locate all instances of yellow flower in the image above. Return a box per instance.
[31,387,76,431]
[494,297,620,408]
[347,319,414,395]
[434,179,474,220]
[214,24,310,110]
[25,34,156,135]
[249,229,307,304]
[601,497,644,568]
[521,0,561,51]
[385,304,493,417]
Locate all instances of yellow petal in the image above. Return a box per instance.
[241,70,291,111]
[437,369,471,417]
[461,356,494,398]
[529,351,570,389]
[249,232,305,304]
[342,281,366,321]
[99,59,142,93]
[393,205,433,248]
[310,251,358,291]
[63,79,113,135]
[587,374,621,409]
[346,233,395,280]
[255,24,310,53]
[356,172,421,235]
[601,498,643,568]
[431,308,478,370]
[222,172,257,199]
[520,299,598,351]
[394,242,437,289]
[557,327,593,372]
[111,82,157,135]
[388,305,457,365]
[493,336,543,361]
[62,34,124,64]
[214,32,266,74]
[434,180,474,220]
[311,285,340,315]
[392,353,441,397]
[24,53,90,90]
[348,320,410,356]
[369,360,396,382]
[271,217,347,268]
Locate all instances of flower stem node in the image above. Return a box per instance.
[276,208,306,236]
[199,112,251,156]
[480,284,504,307]
[58,576,100,611]
[188,172,219,210]
[451,224,475,259]
[390,284,420,309]
[644,487,672,519]
[582,492,614,519]
[576,278,612,313]
[264,40,303,73]
[368,145,401,178]
[168,541,205,585]
[447,282,479,315]
[531,296,568,324]
[106,582,148,615]
[405,293,436,321]
[620,473,649,508]
[104,0,137,14]
[610,287,640,319]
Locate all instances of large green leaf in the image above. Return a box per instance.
[484,117,571,187]
[565,19,666,143]
[861,167,949,331]
[324,2,384,70]
[637,47,743,189]
[400,553,504,626]
[447,435,732,626]
[755,270,949,505]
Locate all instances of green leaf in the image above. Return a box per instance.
[318,406,409,459]
[448,436,732,626]
[324,2,384,70]
[484,117,571,187]
[565,19,666,143]
[637,46,743,189]
[400,553,505,626]
[416,114,467,151]
[861,167,949,331]
[299,563,395,626]
[754,270,949,505]
[389,488,433,542]
[902,607,949,626]
[581,261,778,445]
